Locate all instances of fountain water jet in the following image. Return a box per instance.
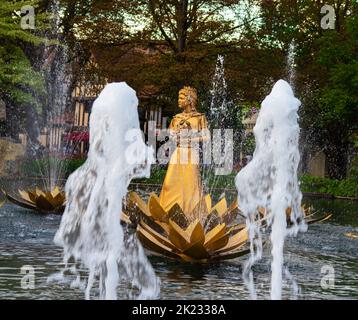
[287,40,297,89]
[235,79,306,300]
[54,82,160,299]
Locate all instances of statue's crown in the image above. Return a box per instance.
[181,86,197,97]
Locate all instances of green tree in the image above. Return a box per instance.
[247,0,357,179]
[59,0,259,112]
[308,10,357,179]
[0,0,46,113]
[0,0,48,140]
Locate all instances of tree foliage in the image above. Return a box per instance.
[0,0,46,113]
[59,0,260,110]
[246,0,357,179]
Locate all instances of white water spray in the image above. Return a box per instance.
[287,40,297,88]
[235,79,306,300]
[54,82,160,299]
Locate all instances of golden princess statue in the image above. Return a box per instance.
[123,86,250,263]
[159,86,210,217]
[122,86,328,263]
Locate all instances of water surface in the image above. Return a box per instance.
[0,197,356,300]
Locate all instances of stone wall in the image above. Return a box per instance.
[307,150,326,177]
[0,138,25,177]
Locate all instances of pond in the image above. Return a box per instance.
[0,195,357,300]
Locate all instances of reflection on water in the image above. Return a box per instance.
[0,197,357,300]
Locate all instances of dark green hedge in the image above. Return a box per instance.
[19,158,358,198]
[299,174,358,198]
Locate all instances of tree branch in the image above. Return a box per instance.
[148,0,178,52]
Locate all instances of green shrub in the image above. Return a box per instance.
[299,174,358,198]
[20,157,86,179]
[132,165,238,189]
[348,156,358,179]
[133,165,166,184]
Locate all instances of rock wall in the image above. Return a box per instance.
[0,139,25,177]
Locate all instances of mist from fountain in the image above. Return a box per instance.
[204,55,242,199]
[235,79,307,300]
[53,82,160,300]
[22,0,82,192]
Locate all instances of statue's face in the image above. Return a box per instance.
[178,90,189,109]
[178,89,197,111]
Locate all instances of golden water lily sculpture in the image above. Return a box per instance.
[2,187,65,214]
[122,191,332,263]
[122,191,249,263]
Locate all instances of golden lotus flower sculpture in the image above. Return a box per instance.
[122,191,251,263]
[345,232,358,239]
[122,192,332,263]
[2,187,65,214]
[258,205,332,227]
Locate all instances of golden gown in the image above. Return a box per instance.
[159,112,208,216]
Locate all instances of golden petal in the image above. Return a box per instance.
[204,223,227,247]
[345,232,358,239]
[139,220,179,252]
[211,197,227,217]
[27,190,38,203]
[204,194,212,212]
[18,190,35,204]
[303,207,312,218]
[212,246,250,261]
[35,187,46,198]
[35,195,55,211]
[177,253,200,263]
[182,241,210,260]
[51,186,61,198]
[45,192,57,206]
[228,198,238,212]
[227,223,246,236]
[152,220,170,235]
[167,203,189,228]
[137,226,180,259]
[121,211,132,224]
[148,193,167,222]
[215,227,248,254]
[129,191,150,217]
[306,213,332,225]
[52,190,65,202]
[168,219,190,251]
[186,219,205,245]
[3,191,37,211]
[52,193,66,209]
[205,235,229,253]
[258,206,266,217]
[138,214,167,235]
[0,200,4,208]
